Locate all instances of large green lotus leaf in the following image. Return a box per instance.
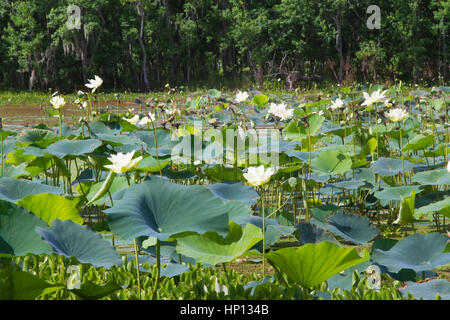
[326,179,365,190]
[400,279,450,300]
[104,176,229,241]
[95,134,142,147]
[415,191,450,208]
[225,201,253,225]
[159,263,190,278]
[6,148,36,166]
[205,164,243,182]
[415,197,450,219]
[176,222,262,265]
[252,94,269,107]
[25,157,52,177]
[326,260,372,292]
[310,150,352,176]
[36,219,122,269]
[136,156,170,173]
[266,242,370,288]
[0,271,64,300]
[88,120,122,135]
[1,164,28,178]
[371,233,450,273]
[17,193,83,226]
[45,139,102,158]
[370,157,415,177]
[16,129,57,148]
[206,182,259,205]
[295,222,338,245]
[0,201,52,256]
[311,204,341,223]
[0,177,63,203]
[285,150,320,163]
[61,124,82,138]
[402,134,434,152]
[131,129,176,157]
[248,216,295,250]
[326,212,380,245]
[374,186,423,202]
[283,114,325,140]
[412,169,450,186]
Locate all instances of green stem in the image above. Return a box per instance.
[133,239,141,300]
[151,239,161,300]
[261,188,266,278]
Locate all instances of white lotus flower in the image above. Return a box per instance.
[243,165,276,187]
[385,108,408,122]
[124,115,140,125]
[104,151,143,174]
[447,160,450,173]
[362,90,388,107]
[85,75,103,93]
[330,98,344,109]
[50,96,65,109]
[138,116,151,127]
[267,103,294,121]
[235,91,249,103]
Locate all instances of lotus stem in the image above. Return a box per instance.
[261,188,266,278]
[151,239,161,300]
[133,238,141,300]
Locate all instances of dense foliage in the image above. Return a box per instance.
[0,83,449,300]
[0,0,449,91]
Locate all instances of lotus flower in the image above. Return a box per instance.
[385,108,408,122]
[124,115,140,125]
[267,103,294,121]
[85,75,103,93]
[330,98,344,109]
[50,96,65,109]
[362,90,388,107]
[104,151,143,174]
[243,165,276,187]
[235,91,249,103]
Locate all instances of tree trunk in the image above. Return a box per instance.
[334,9,344,83]
[163,0,176,86]
[137,1,150,91]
